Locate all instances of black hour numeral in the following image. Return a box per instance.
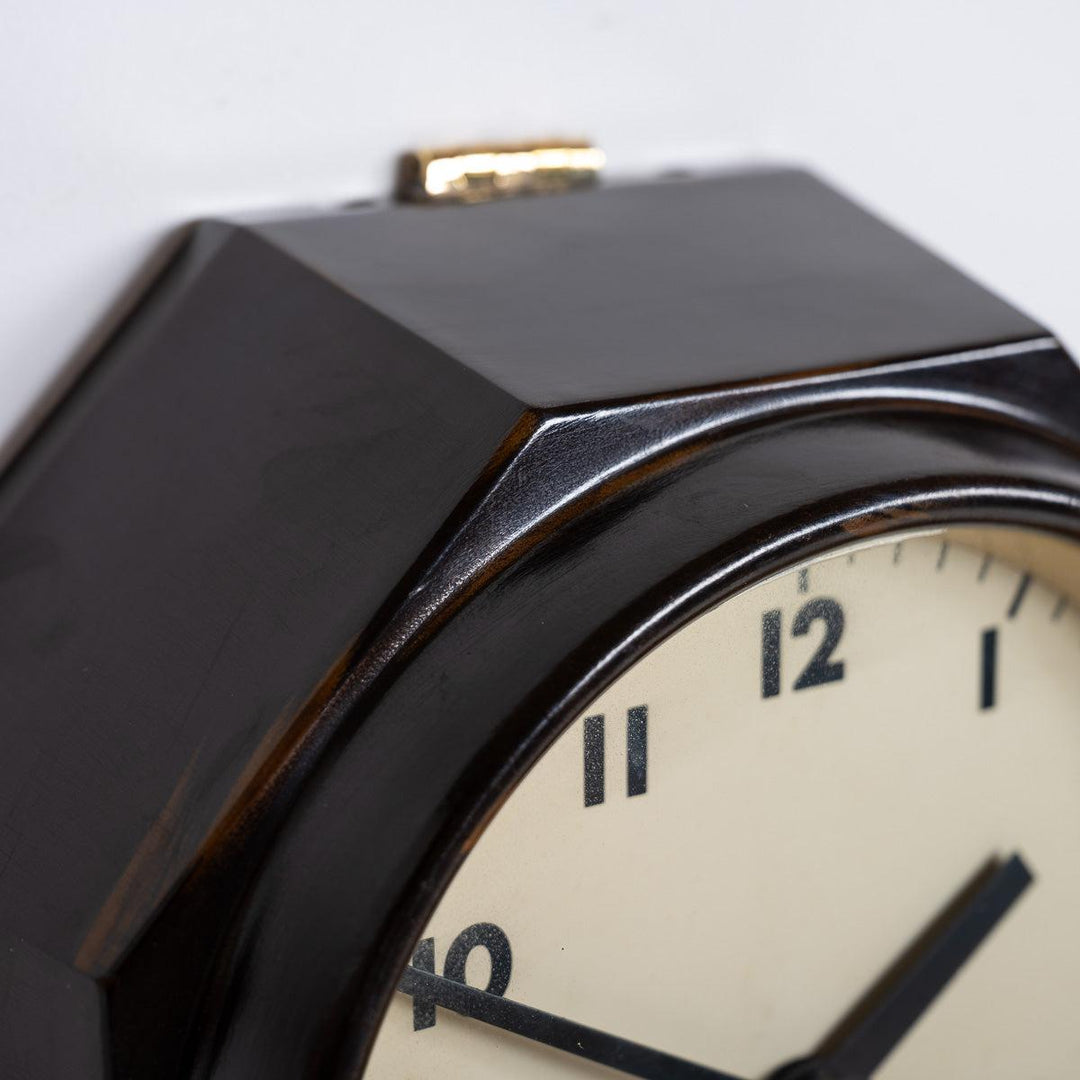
[792,598,846,690]
[627,705,647,798]
[761,609,782,698]
[409,922,512,1031]
[583,706,648,806]
[583,715,605,807]
[762,598,847,697]
[981,627,998,711]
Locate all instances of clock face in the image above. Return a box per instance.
[363,525,1080,1080]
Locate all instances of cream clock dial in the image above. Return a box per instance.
[366,526,1080,1080]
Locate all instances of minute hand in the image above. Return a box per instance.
[778,852,1033,1080]
[397,964,747,1080]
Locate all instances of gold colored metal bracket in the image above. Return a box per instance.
[396,142,605,205]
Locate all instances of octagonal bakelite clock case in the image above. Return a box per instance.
[2,165,1080,1079]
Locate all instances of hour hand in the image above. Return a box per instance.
[397,964,747,1080]
[772,852,1033,1080]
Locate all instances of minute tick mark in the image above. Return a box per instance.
[1008,573,1032,619]
[936,542,950,571]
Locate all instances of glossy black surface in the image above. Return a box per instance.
[256,169,1045,405]
[0,168,1077,1078]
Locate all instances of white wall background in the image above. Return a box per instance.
[3,1,1079,463]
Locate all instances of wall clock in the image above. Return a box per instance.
[1,151,1078,1079]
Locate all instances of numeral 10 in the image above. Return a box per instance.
[409,922,512,1031]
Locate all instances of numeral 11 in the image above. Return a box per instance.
[583,705,647,807]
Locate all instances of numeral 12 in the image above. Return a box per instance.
[762,598,846,698]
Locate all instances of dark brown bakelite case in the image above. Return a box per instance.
[0,169,1078,1078]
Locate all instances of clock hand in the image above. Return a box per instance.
[397,964,747,1080]
[772,852,1033,1080]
